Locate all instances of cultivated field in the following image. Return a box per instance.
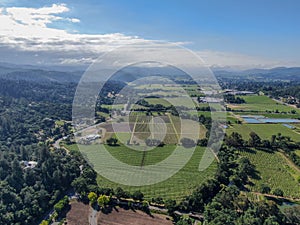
[101,114,206,145]
[239,149,300,198]
[227,123,300,142]
[76,144,217,201]
[228,95,300,113]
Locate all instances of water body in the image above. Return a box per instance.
[241,115,300,124]
[282,124,295,129]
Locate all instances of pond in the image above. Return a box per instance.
[241,115,300,124]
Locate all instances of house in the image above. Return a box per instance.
[20,160,38,169]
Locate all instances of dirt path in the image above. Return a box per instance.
[272,98,298,109]
[167,114,179,142]
[130,115,139,144]
[251,191,300,202]
[278,150,300,174]
[89,207,98,225]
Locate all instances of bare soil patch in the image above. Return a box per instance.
[66,201,172,225]
[97,207,173,225]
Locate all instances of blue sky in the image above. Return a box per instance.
[0,0,299,67]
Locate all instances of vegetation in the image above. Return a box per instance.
[1,70,300,224]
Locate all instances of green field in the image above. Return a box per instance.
[228,95,300,113]
[95,145,217,201]
[101,104,125,110]
[246,124,300,142]
[104,144,176,166]
[239,149,300,198]
[227,123,300,142]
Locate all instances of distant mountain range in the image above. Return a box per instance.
[213,67,300,81]
[0,62,300,83]
[0,63,83,83]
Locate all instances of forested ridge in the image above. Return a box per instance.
[0,75,126,224]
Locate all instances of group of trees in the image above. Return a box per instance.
[0,146,82,224]
[106,137,118,146]
[88,192,111,208]
[145,138,165,147]
[219,78,300,108]
[224,131,300,151]
[0,78,92,224]
[224,94,246,104]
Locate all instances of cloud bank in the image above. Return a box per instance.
[0,3,295,69]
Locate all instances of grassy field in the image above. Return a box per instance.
[239,149,300,198]
[228,95,300,113]
[247,124,300,142]
[226,124,253,139]
[227,123,300,142]
[101,104,125,110]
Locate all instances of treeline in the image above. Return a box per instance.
[224,94,246,104]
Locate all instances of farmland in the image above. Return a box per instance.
[101,114,206,145]
[228,95,300,113]
[239,149,300,198]
[78,144,218,201]
[227,123,300,142]
[66,85,300,202]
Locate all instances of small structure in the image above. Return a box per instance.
[224,90,254,95]
[20,160,38,169]
[78,134,101,145]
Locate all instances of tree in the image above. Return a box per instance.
[97,195,110,208]
[225,132,244,148]
[197,138,208,146]
[71,177,88,195]
[165,199,177,215]
[88,192,97,205]
[106,137,118,146]
[249,132,261,147]
[115,187,129,199]
[39,220,49,225]
[283,205,300,224]
[263,216,280,225]
[54,196,69,214]
[260,184,271,194]
[132,190,144,201]
[272,188,284,197]
[180,138,196,148]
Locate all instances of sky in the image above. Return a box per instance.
[0,0,299,69]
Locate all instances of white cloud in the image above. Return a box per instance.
[0,3,295,68]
